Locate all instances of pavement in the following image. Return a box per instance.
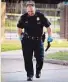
[1,48,68,82]
[1,48,68,65]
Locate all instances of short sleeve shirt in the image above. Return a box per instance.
[17,12,51,37]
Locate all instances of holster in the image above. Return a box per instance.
[42,32,46,42]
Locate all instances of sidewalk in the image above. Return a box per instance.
[1,48,68,82]
[1,48,68,65]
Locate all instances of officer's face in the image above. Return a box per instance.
[26,5,35,16]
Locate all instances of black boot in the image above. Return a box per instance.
[27,76,33,81]
[36,71,41,78]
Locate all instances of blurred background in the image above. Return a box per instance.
[1,0,68,52]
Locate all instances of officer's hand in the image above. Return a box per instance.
[19,35,22,40]
[19,33,24,40]
[47,36,53,42]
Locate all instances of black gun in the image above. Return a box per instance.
[45,42,51,51]
[42,32,51,51]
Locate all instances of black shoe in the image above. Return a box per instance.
[36,71,41,78]
[27,76,33,81]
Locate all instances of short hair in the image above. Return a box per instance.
[26,1,35,7]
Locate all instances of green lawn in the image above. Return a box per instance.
[1,40,21,52]
[1,43,21,51]
[1,40,68,61]
[1,39,68,52]
[44,40,68,47]
[45,51,68,60]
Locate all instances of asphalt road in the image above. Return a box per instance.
[1,52,68,82]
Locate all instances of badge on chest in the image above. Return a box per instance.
[37,17,40,21]
[36,17,41,24]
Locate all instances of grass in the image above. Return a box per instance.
[1,40,68,61]
[44,40,68,48]
[1,40,21,52]
[1,39,68,52]
[45,51,68,60]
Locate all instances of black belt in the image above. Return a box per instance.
[24,35,42,40]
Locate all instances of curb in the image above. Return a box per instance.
[33,58,68,66]
[44,59,68,66]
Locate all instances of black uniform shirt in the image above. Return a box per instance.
[17,12,51,37]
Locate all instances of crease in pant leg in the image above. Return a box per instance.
[22,39,34,76]
[34,41,44,72]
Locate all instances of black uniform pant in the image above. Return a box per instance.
[21,38,44,77]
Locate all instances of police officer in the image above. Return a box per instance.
[17,1,53,81]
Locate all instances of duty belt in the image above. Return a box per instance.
[25,35,42,40]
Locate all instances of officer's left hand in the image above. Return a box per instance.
[47,36,53,42]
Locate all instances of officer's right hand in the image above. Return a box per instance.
[19,35,22,40]
[19,33,24,40]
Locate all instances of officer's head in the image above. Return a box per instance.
[26,1,36,16]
